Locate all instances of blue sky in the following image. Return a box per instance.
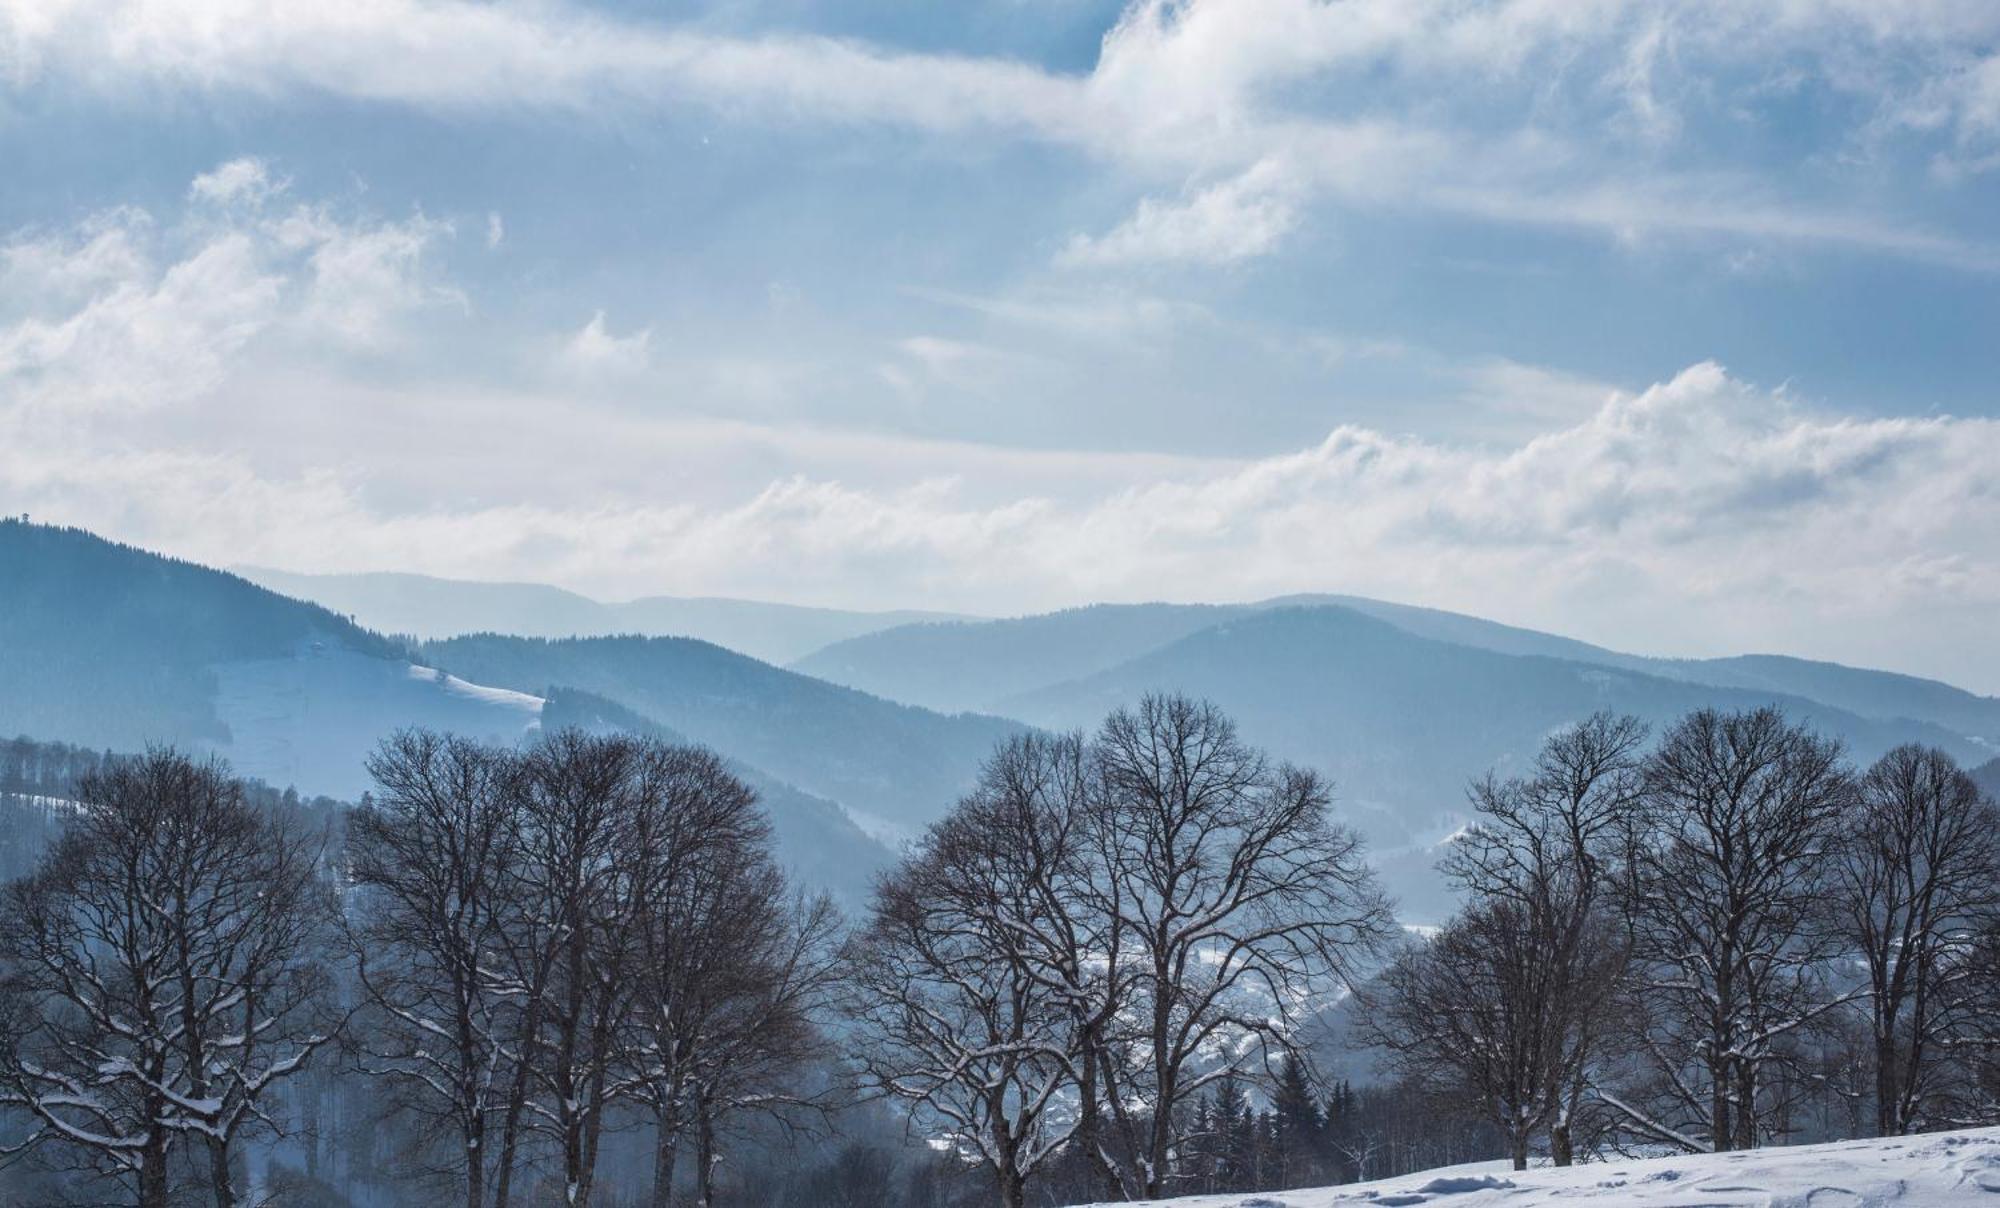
[3,0,1999,689]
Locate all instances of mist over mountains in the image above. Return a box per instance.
[6,518,1997,919]
[239,566,971,665]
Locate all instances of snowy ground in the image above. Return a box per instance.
[1074,1127,2000,1207]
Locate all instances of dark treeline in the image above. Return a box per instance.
[2,698,1998,1207]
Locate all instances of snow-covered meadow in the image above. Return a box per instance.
[1074,1127,2000,1207]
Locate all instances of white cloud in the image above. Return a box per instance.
[6,161,2000,693]
[0,160,456,420]
[485,211,504,249]
[1059,159,1301,267]
[558,311,652,377]
[188,156,282,208]
[6,0,2000,264]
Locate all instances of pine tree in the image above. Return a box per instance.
[1273,1054,1325,1187]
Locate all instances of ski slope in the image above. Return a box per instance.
[1076,1127,2000,1207]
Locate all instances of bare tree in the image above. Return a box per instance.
[846,784,1082,1208]
[1369,902,1562,1170]
[1090,694,1392,1197]
[508,729,651,1208]
[609,745,841,1208]
[613,745,765,1208]
[1836,744,2000,1134]
[681,880,842,1208]
[1445,712,1645,1164]
[0,749,337,1208]
[1612,707,1854,1152]
[348,730,520,1208]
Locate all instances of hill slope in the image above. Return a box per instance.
[0,521,539,790]
[791,603,1252,714]
[0,523,895,900]
[538,689,892,905]
[1073,1125,2000,1208]
[421,633,1025,837]
[796,593,2000,746]
[1000,607,1991,918]
[1972,757,2000,802]
[242,566,971,664]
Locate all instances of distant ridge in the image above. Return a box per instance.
[420,632,1025,837]
[796,592,2000,744]
[239,566,976,664]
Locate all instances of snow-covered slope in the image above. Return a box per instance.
[213,641,543,800]
[1076,1128,2000,1207]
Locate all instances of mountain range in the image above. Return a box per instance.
[7,519,1998,920]
[238,566,970,665]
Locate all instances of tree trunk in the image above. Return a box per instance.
[1549,1120,1573,1167]
[650,1109,682,1208]
[1732,1060,1757,1150]
[1875,1034,1900,1137]
[465,1131,485,1208]
[492,1020,537,1208]
[695,1094,719,1208]
[208,1137,239,1208]
[1710,1060,1732,1152]
[303,1073,322,1182]
[574,1020,614,1208]
[1509,1125,1529,1172]
[139,1133,171,1208]
[994,1165,1027,1208]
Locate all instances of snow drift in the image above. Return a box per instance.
[1073,1126,2000,1207]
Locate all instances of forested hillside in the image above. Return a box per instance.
[423,633,1023,836]
[0,520,404,748]
[537,688,892,903]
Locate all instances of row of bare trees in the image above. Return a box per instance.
[0,751,338,1208]
[844,694,1395,1208]
[8,702,1992,1205]
[0,730,838,1208]
[348,729,840,1208]
[1372,708,2000,1168]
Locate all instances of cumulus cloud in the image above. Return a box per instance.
[188,156,283,209]
[0,160,456,421]
[1059,159,1301,267]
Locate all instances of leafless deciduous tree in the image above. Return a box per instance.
[680,879,841,1208]
[849,698,1390,1205]
[1443,712,1644,1164]
[0,749,337,1208]
[1612,707,1854,1152]
[1836,744,2000,1134]
[1370,900,1563,1171]
[610,744,842,1208]
[348,730,520,1208]
[1092,694,1392,1198]
[846,774,1082,1208]
[507,730,660,1208]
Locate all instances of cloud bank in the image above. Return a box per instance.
[5,0,2000,265]
[2,164,1996,689]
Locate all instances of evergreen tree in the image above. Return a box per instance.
[1273,1054,1326,1187]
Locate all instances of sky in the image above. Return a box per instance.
[2,0,1999,690]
